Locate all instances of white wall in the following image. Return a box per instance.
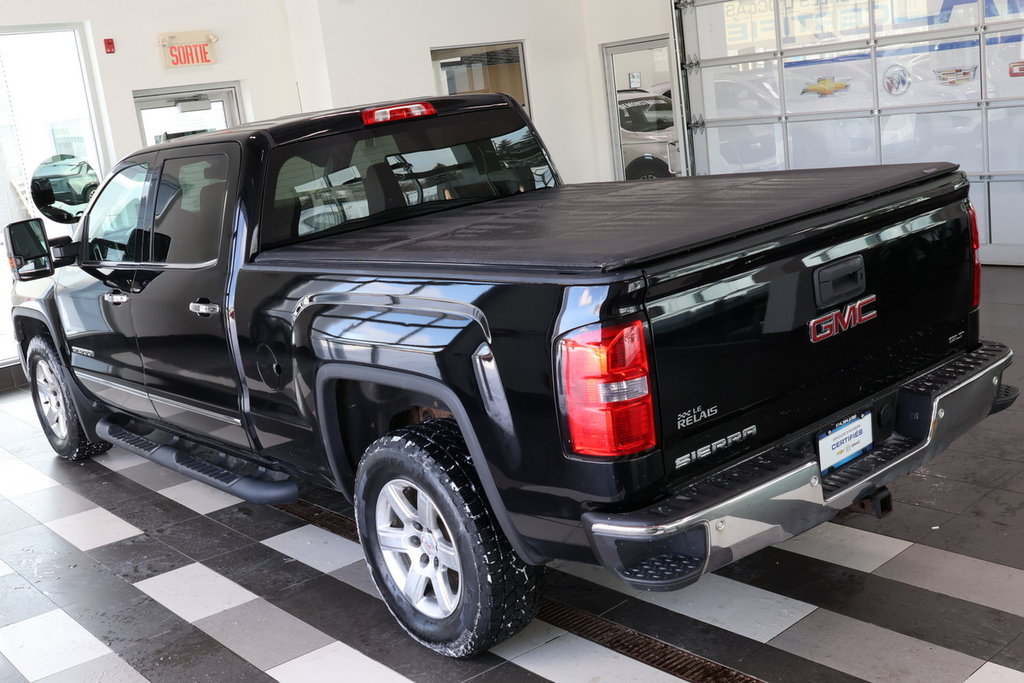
[2,0,301,167]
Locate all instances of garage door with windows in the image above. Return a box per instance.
[676,0,1024,264]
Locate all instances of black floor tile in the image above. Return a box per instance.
[736,644,870,683]
[65,588,185,653]
[717,547,1024,660]
[26,557,134,608]
[0,573,57,628]
[461,662,553,682]
[149,515,255,562]
[544,569,631,616]
[120,622,272,683]
[917,450,1024,488]
[947,429,1024,463]
[0,499,39,536]
[993,632,1024,673]
[202,542,323,597]
[206,502,307,542]
[0,523,81,570]
[296,484,354,515]
[88,533,194,583]
[61,471,154,509]
[105,491,199,533]
[921,514,1024,571]
[833,502,956,543]
[983,408,1024,437]
[18,455,112,486]
[885,472,991,514]
[963,489,1024,528]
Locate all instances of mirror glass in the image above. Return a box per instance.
[30,155,100,224]
[4,218,53,279]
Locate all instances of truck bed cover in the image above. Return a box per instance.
[255,162,959,272]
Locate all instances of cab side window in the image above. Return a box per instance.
[152,155,228,264]
[85,163,149,263]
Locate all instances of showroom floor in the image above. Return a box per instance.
[0,267,1022,683]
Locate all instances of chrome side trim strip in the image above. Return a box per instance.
[77,370,150,400]
[148,392,243,427]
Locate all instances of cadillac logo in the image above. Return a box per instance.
[883,65,911,96]
[933,66,978,86]
[801,77,851,97]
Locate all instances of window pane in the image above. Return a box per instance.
[986,31,1024,100]
[988,107,1024,172]
[879,110,983,170]
[784,50,874,114]
[431,43,530,113]
[788,117,877,168]
[986,0,1024,23]
[780,0,871,48]
[695,0,778,59]
[707,123,784,173]
[990,181,1024,244]
[874,0,979,37]
[86,163,149,263]
[152,155,227,263]
[702,61,781,120]
[876,37,981,107]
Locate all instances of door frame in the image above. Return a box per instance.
[602,35,693,180]
[132,82,242,148]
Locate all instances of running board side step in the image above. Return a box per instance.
[96,417,299,504]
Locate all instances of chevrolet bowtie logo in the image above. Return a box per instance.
[801,77,851,97]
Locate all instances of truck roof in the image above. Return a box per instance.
[136,93,514,153]
[255,162,961,273]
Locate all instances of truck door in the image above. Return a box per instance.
[129,143,250,449]
[55,158,158,419]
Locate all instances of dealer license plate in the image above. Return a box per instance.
[817,412,873,473]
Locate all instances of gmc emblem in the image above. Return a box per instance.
[1011,62,1024,78]
[809,295,878,343]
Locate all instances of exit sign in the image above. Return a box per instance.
[158,31,217,68]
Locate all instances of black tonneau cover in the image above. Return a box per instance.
[256,162,959,272]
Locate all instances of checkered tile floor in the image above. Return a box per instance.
[0,267,1022,682]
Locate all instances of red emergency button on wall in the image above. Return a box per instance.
[104,39,115,54]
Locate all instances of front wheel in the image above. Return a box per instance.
[355,419,541,657]
[27,337,111,461]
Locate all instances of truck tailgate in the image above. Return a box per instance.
[643,164,975,481]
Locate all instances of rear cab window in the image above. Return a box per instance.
[260,108,557,250]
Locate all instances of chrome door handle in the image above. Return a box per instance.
[103,291,129,305]
[189,301,221,317]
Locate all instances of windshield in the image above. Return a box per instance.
[261,108,557,249]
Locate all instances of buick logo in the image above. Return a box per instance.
[884,65,911,95]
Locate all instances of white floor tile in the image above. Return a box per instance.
[36,652,147,683]
[91,449,149,472]
[965,662,1024,683]
[0,459,60,498]
[876,544,1024,618]
[0,559,12,578]
[158,480,243,514]
[490,619,566,661]
[0,609,111,681]
[44,507,142,551]
[267,641,412,682]
[776,522,914,573]
[11,486,96,523]
[262,525,364,573]
[0,399,45,429]
[135,562,257,623]
[552,560,815,643]
[509,631,680,683]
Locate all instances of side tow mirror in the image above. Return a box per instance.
[4,218,55,281]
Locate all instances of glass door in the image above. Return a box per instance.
[133,83,241,147]
[603,37,690,180]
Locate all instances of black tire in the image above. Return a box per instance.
[27,337,111,461]
[355,418,541,657]
[625,158,672,180]
[82,184,97,203]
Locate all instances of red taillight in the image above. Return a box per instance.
[361,102,437,125]
[969,203,981,308]
[557,320,656,457]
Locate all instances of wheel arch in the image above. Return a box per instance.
[315,363,540,565]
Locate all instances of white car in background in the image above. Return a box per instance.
[616,89,677,179]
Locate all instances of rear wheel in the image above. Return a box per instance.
[355,418,541,657]
[27,337,111,461]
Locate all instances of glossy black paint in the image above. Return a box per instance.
[7,94,992,566]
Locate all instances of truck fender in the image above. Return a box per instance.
[314,362,542,565]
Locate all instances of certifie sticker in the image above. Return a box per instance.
[818,412,873,472]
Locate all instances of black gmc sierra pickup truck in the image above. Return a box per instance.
[5,93,1019,657]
